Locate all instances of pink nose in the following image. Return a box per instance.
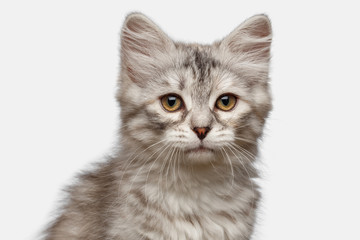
[192,127,210,140]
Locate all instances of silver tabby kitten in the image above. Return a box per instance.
[44,12,272,240]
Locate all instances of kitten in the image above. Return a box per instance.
[43,12,272,240]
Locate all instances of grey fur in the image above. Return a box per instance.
[43,12,272,240]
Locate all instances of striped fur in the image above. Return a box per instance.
[43,12,272,240]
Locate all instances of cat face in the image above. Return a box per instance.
[118,13,272,164]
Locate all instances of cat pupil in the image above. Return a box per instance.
[168,96,176,106]
[221,96,229,106]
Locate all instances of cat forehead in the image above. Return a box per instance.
[173,45,221,97]
[152,44,244,103]
[180,45,219,83]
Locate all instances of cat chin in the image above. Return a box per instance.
[185,147,215,163]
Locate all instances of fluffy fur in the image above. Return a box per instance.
[43,12,272,240]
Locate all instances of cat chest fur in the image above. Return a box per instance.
[109,169,259,240]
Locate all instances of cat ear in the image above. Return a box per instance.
[220,14,272,62]
[121,13,175,85]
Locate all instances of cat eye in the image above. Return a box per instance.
[161,94,183,112]
[215,94,237,111]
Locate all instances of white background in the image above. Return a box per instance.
[1,1,359,239]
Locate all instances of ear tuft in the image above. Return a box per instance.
[241,15,272,38]
[120,13,174,85]
[221,14,272,59]
[122,13,170,56]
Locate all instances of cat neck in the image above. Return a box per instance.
[119,152,254,194]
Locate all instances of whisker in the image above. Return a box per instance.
[214,148,231,182]
[225,144,257,206]
[144,143,173,202]
[119,139,167,187]
[220,147,235,191]
[124,142,170,209]
[166,145,177,189]
[157,145,174,200]
[175,147,185,189]
[233,136,257,145]
[107,139,167,214]
[232,123,251,130]
[229,142,256,162]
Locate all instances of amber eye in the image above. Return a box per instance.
[215,94,237,111]
[161,94,182,112]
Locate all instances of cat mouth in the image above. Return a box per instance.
[185,146,214,154]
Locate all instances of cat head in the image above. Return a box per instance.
[118,13,272,164]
